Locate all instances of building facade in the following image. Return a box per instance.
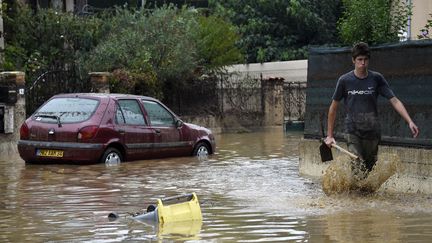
[408,0,432,40]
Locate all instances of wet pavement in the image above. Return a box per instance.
[1,128,431,242]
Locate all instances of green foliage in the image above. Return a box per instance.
[109,69,161,98]
[196,15,243,69]
[81,9,153,72]
[84,5,243,97]
[2,5,105,82]
[418,14,432,39]
[83,6,199,98]
[142,6,199,83]
[209,0,342,62]
[338,0,412,45]
[2,3,243,100]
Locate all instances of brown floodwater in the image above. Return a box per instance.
[1,128,431,242]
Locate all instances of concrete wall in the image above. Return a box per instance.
[262,78,284,126]
[225,60,307,83]
[225,60,307,124]
[182,115,222,134]
[185,77,286,133]
[299,139,432,194]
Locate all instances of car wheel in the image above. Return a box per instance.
[101,147,122,165]
[193,142,210,157]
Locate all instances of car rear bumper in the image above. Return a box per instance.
[17,140,104,163]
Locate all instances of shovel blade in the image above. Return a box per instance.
[320,142,333,162]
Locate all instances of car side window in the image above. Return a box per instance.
[142,100,175,126]
[117,100,146,125]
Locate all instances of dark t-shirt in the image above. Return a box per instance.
[332,70,395,139]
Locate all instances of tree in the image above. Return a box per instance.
[338,0,412,45]
[2,3,243,107]
[1,4,105,81]
[83,5,243,98]
[209,0,342,63]
[195,15,243,70]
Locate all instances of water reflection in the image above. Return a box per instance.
[1,128,432,242]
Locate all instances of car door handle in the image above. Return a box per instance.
[154,129,161,134]
[117,129,125,134]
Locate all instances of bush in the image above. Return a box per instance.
[2,4,105,83]
[81,6,198,99]
[338,0,412,45]
[2,3,243,111]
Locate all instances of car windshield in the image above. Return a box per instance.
[34,97,99,123]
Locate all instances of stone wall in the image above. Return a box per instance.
[0,72,26,159]
[225,60,307,124]
[181,77,286,133]
[262,77,284,126]
[225,60,307,83]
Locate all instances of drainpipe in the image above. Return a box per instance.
[0,0,4,62]
[407,0,412,40]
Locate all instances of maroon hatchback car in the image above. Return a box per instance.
[18,93,216,164]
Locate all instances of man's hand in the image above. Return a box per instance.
[409,121,419,138]
[324,136,336,148]
[389,97,419,138]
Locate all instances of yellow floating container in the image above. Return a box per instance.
[156,193,202,224]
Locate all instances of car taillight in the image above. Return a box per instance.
[20,123,30,140]
[78,125,99,141]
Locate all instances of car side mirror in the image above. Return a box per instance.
[175,119,184,128]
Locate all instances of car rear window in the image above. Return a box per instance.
[34,97,99,123]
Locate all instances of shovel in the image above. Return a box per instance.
[319,115,359,162]
[320,142,359,162]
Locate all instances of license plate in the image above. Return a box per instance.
[37,149,64,158]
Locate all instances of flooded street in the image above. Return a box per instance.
[1,128,432,242]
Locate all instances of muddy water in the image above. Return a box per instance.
[1,128,431,242]
[322,153,400,195]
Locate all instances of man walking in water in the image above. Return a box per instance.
[325,42,419,175]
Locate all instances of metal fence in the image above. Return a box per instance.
[24,69,308,126]
[283,82,306,121]
[220,74,262,114]
[162,76,221,116]
[26,70,90,116]
[165,74,264,118]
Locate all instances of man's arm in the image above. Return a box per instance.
[389,97,419,138]
[325,100,339,146]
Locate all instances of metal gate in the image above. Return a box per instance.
[26,70,90,116]
[283,82,306,122]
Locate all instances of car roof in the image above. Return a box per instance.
[50,93,159,102]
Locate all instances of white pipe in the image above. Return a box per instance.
[0,0,4,52]
[407,0,412,40]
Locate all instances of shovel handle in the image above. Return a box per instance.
[331,144,359,160]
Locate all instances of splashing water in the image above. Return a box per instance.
[322,153,401,195]
[358,153,400,193]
